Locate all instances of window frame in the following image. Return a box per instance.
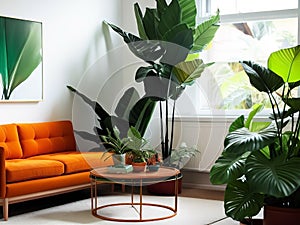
[191,0,300,118]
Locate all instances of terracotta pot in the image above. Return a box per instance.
[132,162,147,172]
[263,205,300,225]
[147,173,183,195]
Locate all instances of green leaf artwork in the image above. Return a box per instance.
[0,16,42,100]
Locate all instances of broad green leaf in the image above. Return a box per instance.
[162,23,193,48]
[172,58,206,85]
[104,116,131,139]
[229,115,245,132]
[106,21,141,44]
[9,23,42,96]
[210,151,250,185]
[68,86,125,138]
[5,18,31,76]
[224,125,277,155]
[177,0,196,28]
[134,3,148,39]
[106,22,164,62]
[129,97,156,136]
[143,8,159,40]
[67,85,110,119]
[155,0,168,18]
[224,180,264,221]
[192,11,220,52]
[241,61,284,93]
[157,0,181,38]
[246,151,300,197]
[127,126,147,150]
[268,45,300,83]
[161,24,193,65]
[115,87,140,120]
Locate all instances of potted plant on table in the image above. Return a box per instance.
[130,149,157,172]
[125,125,157,172]
[100,126,131,166]
[209,45,300,225]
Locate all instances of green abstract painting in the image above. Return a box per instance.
[0,16,42,101]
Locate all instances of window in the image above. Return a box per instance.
[177,0,299,116]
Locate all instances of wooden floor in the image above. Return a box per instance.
[180,187,224,201]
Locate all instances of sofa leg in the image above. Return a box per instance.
[3,198,8,221]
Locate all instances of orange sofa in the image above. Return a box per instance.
[0,120,113,220]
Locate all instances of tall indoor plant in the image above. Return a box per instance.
[210,45,300,224]
[106,0,220,164]
[68,0,219,165]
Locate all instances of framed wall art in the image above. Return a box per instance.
[0,16,43,102]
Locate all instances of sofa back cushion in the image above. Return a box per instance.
[0,124,23,159]
[17,121,77,158]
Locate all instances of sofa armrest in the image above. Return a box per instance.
[0,146,6,198]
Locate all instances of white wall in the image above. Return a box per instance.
[0,0,122,124]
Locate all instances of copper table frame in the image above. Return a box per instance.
[90,167,180,222]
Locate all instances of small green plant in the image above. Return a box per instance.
[100,126,131,155]
[131,149,156,163]
[169,143,200,168]
[101,126,156,163]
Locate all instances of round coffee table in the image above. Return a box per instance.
[90,166,180,222]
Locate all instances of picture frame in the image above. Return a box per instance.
[0,15,43,102]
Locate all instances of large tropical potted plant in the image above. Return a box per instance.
[69,0,219,163]
[104,0,219,194]
[68,0,219,195]
[210,45,300,225]
[105,0,219,165]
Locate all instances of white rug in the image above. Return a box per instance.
[4,195,240,225]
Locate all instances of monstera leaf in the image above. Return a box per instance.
[210,151,250,185]
[246,151,300,198]
[224,180,264,221]
[224,124,277,155]
[0,17,42,100]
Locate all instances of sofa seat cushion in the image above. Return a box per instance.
[28,151,113,174]
[6,159,65,183]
